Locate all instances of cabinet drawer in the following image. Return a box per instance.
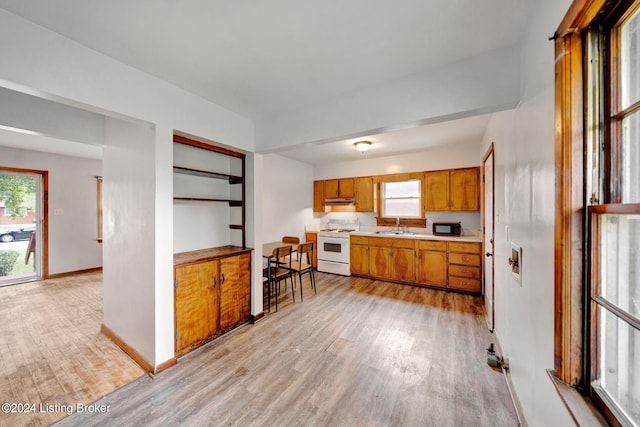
[305,232,317,242]
[448,252,481,266]
[368,236,413,248]
[390,238,415,249]
[448,241,481,254]
[416,240,447,251]
[449,264,481,279]
[350,235,369,245]
[449,276,481,293]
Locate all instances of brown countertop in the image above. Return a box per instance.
[174,245,253,266]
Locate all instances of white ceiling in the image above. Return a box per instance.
[278,114,492,165]
[0,0,530,163]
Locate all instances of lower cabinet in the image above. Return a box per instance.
[219,253,251,332]
[174,247,252,357]
[447,242,482,293]
[368,237,415,282]
[305,232,318,268]
[350,236,482,294]
[174,259,219,356]
[415,240,448,287]
[350,236,370,275]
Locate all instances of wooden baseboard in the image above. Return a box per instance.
[100,324,177,375]
[47,266,102,279]
[250,312,265,323]
[153,357,177,375]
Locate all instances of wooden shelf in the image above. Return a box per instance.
[173,135,247,249]
[173,197,242,206]
[173,166,242,183]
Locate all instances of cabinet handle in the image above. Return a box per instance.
[213,276,217,288]
[221,273,225,284]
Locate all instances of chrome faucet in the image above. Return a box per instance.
[396,217,400,232]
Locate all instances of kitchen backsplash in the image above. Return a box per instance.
[311,211,481,234]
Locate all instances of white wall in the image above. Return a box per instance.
[102,117,157,365]
[480,0,574,425]
[261,154,314,243]
[313,140,482,179]
[0,9,254,366]
[0,146,102,274]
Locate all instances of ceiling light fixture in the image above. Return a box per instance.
[354,140,372,153]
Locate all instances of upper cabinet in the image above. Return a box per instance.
[449,168,479,211]
[424,167,479,212]
[313,181,325,213]
[424,170,450,211]
[355,177,374,212]
[325,178,354,198]
[314,166,479,214]
[314,177,368,212]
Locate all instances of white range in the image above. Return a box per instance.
[316,228,357,276]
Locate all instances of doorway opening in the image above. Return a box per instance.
[0,167,47,286]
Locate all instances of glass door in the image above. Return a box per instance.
[0,170,42,286]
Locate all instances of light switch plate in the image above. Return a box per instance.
[54,209,64,215]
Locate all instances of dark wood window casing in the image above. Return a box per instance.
[555,1,640,425]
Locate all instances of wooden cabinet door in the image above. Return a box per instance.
[355,177,374,212]
[450,168,479,211]
[338,178,355,198]
[174,260,219,355]
[369,246,392,279]
[305,232,318,267]
[350,244,369,275]
[324,180,339,198]
[424,171,450,211]
[391,248,415,282]
[219,253,251,332]
[416,250,447,286]
[313,181,325,212]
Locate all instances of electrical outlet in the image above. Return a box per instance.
[54,209,64,215]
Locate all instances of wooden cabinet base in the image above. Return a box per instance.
[174,246,252,357]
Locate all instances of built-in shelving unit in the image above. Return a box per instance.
[173,135,246,249]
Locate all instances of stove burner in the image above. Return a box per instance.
[319,228,337,232]
[338,229,355,232]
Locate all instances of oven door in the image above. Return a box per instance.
[317,236,349,263]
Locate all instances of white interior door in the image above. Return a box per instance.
[483,149,495,331]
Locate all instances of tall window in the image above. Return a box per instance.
[380,180,421,218]
[586,2,640,424]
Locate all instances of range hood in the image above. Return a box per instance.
[324,197,355,206]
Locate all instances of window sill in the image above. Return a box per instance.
[547,370,608,426]
[376,217,426,228]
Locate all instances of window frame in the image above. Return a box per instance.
[380,179,422,219]
[555,1,640,425]
[374,172,426,228]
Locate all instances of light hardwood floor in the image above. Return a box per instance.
[55,272,519,426]
[0,272,145,427]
